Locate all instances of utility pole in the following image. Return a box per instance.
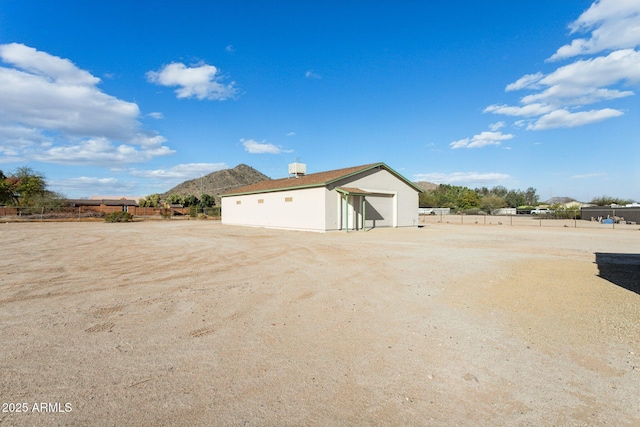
[200,174,204,216]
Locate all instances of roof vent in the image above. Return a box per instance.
[288,162,306,178]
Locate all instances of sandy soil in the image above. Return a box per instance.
[0,220,639,426]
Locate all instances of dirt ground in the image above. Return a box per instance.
[0,220,639,426]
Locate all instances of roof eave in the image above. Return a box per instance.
[221,181,326,197]
[328,162,423,193]
[221,162,423,196]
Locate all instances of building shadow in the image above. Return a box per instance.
[594,253,640,296]
[364,200,384,229]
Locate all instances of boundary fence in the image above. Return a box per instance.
[0,206,221,221]
[418,213,639,230]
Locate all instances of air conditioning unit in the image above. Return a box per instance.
[288,162,306,178]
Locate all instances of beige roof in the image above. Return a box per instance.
[336,187,371,195]
[222,162,422,197]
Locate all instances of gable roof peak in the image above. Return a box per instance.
[221,162,420,196]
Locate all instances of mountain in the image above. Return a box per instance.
[162,164,270,204]
[162,164,436,205]
[414,181,438,192]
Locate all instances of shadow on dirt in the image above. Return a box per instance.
[594,253,640,296]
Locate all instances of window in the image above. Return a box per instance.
[285,197,293,202]
[258,199,264,204]
[236,200,241,205]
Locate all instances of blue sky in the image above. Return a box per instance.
[0,0,638,202]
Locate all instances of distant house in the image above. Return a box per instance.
[67,198,137,213]
[221,162,422,232]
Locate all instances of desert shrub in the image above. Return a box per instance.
[104,212,133,223]
[554,206,581,219]
[463,208,481,215]
[203,206,221,217]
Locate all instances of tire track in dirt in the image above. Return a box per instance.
[92,304,126,316]
[188,308,251,338]
[85,322,115,333]
[225,309,250,321]
[295,291,315,301]
[0,291,72,305]
[189,326,216,338]
[0,285,132,305]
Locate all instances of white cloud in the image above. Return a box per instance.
[571,172,607,179]
[130,162,227,179]
[305,70,321,79]
[146,62,237,100]
[522,49,640,106]
[286,131,296,136]
[30,138,174,166]
[494,50,640,115]
[225,45,235,53]
[527,108,623,130]
[484,103,556,118]
[49,176,138,197]
[0,43,173,166]
[147,112,164,119]
[450,131,514,149]
[241,138,292,154]
[54,176,118,187]
[505,72,544,91]
[414,172,510,186]
[489,121,505,131]
[486,0,640,131]
[549,0,640,61]
[0,43,99,86]
[487,49,640,129]
[0,124,49,156]
[543,49,640,86]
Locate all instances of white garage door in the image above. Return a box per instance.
[365,194,394,228]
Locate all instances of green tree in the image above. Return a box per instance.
[183,195,199,207]
[165,193,184,205]
[138,194,162,207]
[552,204,580,219]
[480,194,506,212]
[590,195,632,206]
[420,183,541,211]
[475,186,490,197]
[491,186,508,198]
[200,193,215,208]
[419,190,437,207]
[505,190,526,208]
[459,190,480,209]
[0,167,62,206]
[0,170,14,205]
[524,187,539,206]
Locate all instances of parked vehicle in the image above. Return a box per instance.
[531,208,555,215]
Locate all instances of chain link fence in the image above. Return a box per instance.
[418,212,638,230]
[0,205,221,222]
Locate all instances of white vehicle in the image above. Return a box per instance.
[531,208,554,215]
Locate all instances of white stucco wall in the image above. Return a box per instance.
[331,168,419,228]
[222,166,419,232]
[221,187,327,231]
[324,188,342,231]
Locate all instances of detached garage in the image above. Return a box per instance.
[221,162,422,232]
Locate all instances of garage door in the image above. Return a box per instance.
[365,194,394,228]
